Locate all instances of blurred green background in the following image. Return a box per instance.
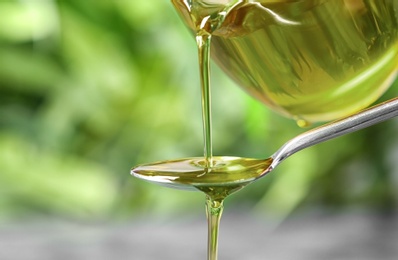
[0,0,397,223]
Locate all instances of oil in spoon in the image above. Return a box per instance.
[133,155,273,259]
[132,155,273,259]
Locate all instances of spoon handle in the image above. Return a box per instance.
[270,97,398,168]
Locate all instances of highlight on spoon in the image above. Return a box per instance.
[131,156,273,191]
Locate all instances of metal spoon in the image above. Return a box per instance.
[131,97,398,190]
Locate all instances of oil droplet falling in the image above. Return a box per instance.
[296,118,312,128]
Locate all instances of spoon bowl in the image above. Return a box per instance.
[132,156,273,191]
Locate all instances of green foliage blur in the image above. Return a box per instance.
[0,0,397,222]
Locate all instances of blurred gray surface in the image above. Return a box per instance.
[0,211,397,260]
